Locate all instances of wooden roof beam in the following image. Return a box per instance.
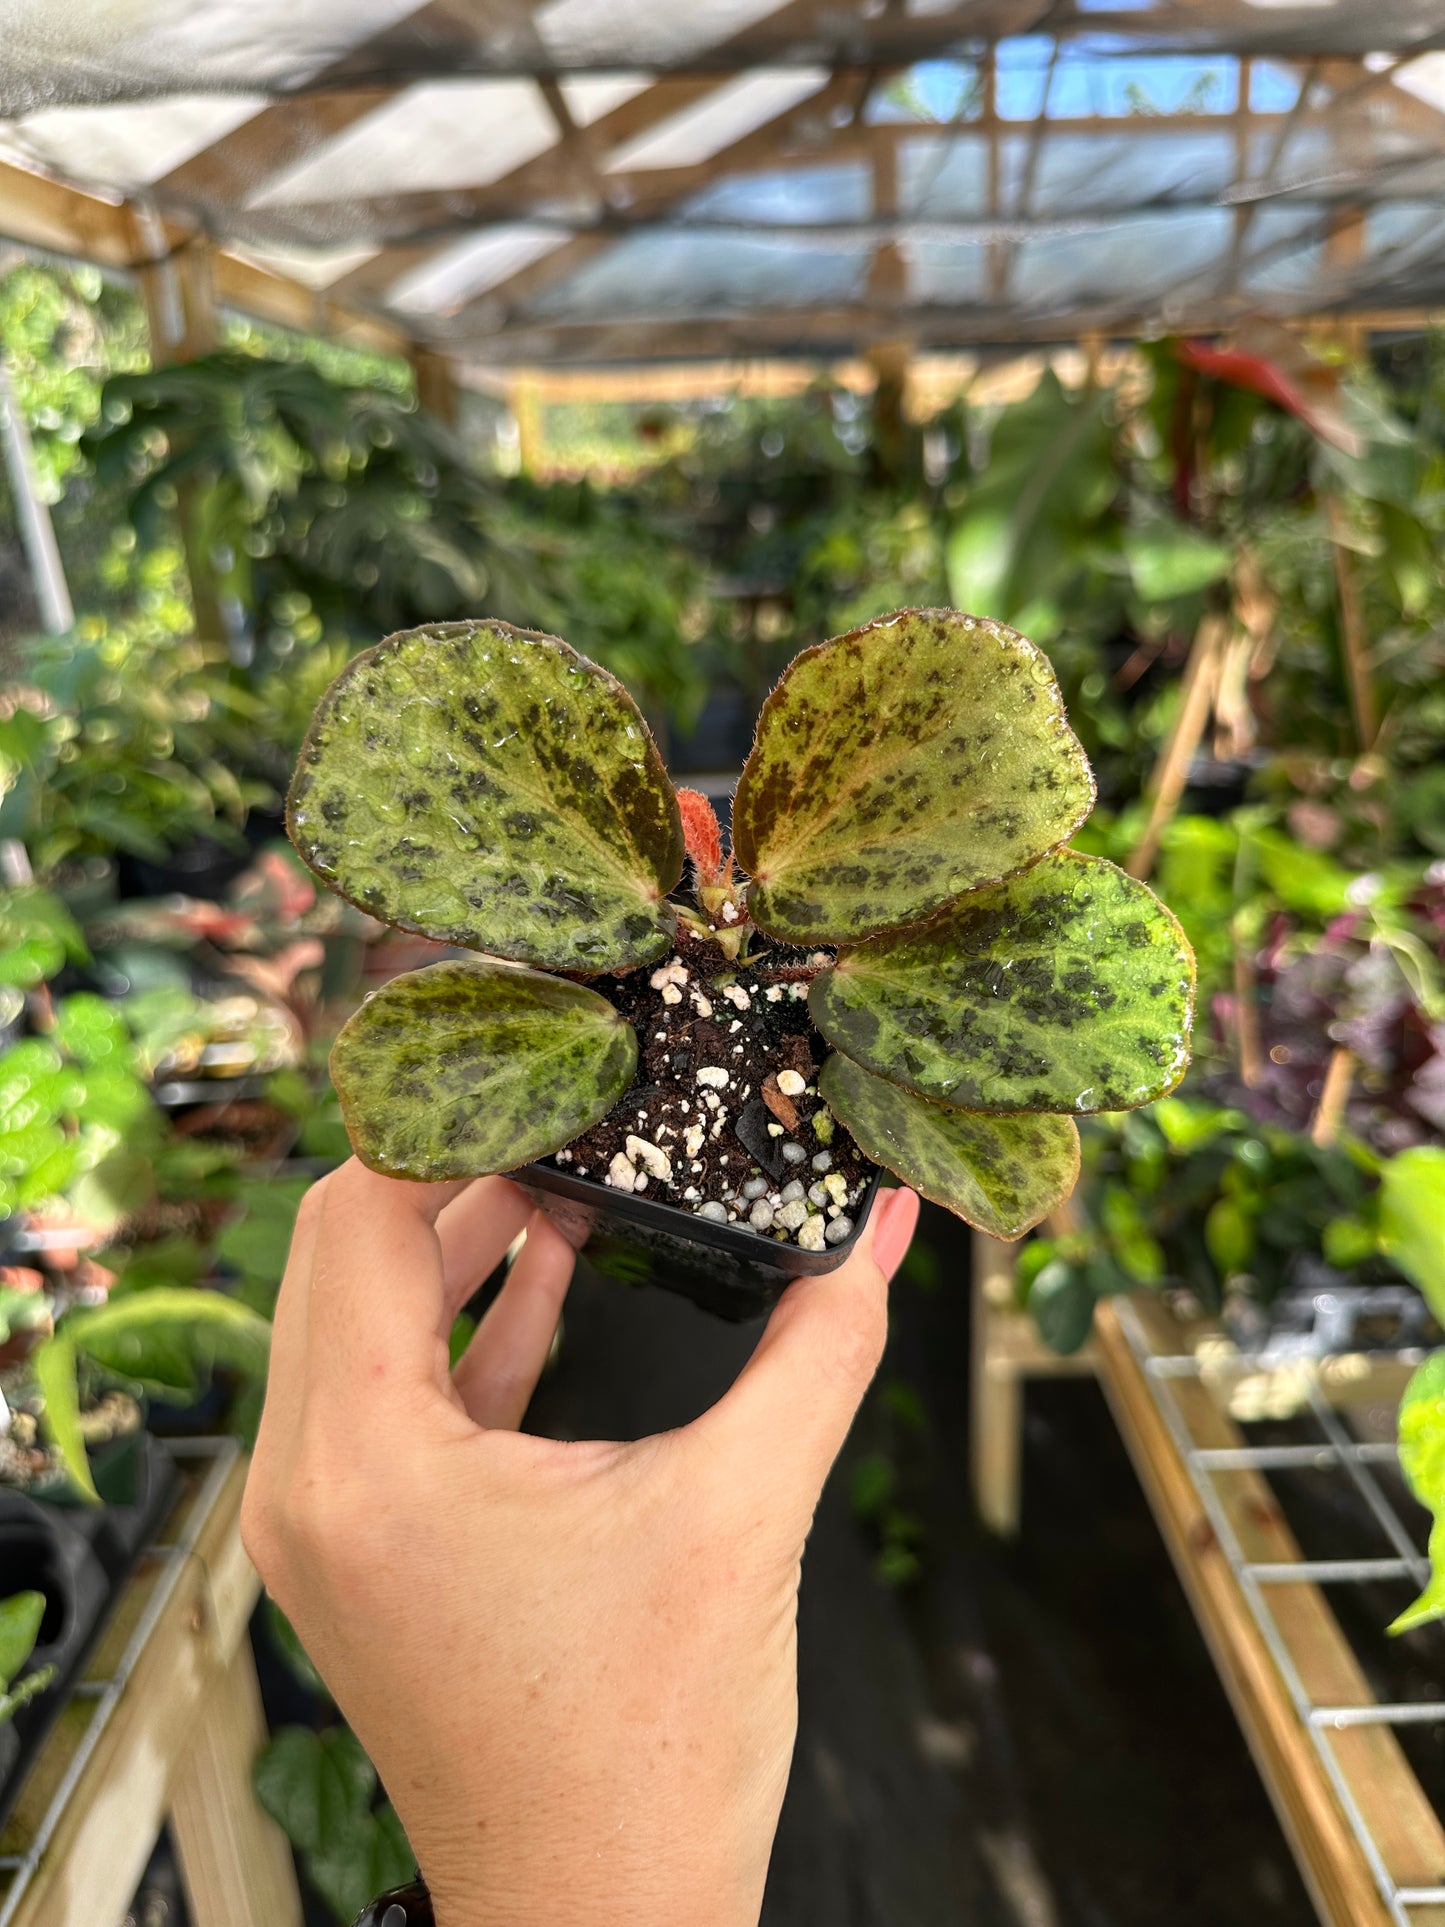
[268,105,1312,261]
[452,65,870,333]
[0,157,412,355]
[436,299,1445,366]
[154,0,550,206]
[325,0,838,306]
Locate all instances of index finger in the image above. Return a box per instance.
[303,1160,469,1431]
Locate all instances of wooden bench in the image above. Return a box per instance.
[0,1440,302,1927]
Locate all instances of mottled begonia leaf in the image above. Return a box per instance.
[289,621,683,972]
[1388,1350,1445,1635]
[810,852,1194,1114]
[330,959,635,1181]
[819,1054,1080,1239]
[732,607,1095,944]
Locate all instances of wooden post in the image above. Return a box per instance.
[510,371,544,474]
[129,205,226,641]
[1232,938,1265,1088]
[1309,1046,1357,1147]
[1125,612,1229,881]
[170,1640,303,1927]
[410,344,460,426]
[970,1229,1096,1536]
[866,337,913,485]
[971,1231,1024,1536]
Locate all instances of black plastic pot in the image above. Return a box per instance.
[117,834,253,904]
[151,1072,273,1109]
[0,1493,111,1828]
[31,1426,180,1583]
[517,1161,882,1323]
[0,1429,179,1822]
[52,856,119,923]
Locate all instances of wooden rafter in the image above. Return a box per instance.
[417,295,1445,367]
[154,0,552,206]
[322,0,840,307]
[0,156,410,355]
[242,104,1379,257]
[7,5,1445,376]
[454,65,871,332]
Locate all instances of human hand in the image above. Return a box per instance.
[243,1162,920,1927]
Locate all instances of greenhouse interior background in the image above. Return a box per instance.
[2,0,1445,1923]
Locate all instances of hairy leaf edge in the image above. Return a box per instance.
[287,619,684,974]
[810,851,1198,1116]
[734,606,1098,945]
[329,960,639,1181]
[820,1053,1082,1239]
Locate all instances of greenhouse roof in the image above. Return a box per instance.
[3,1,1445,365]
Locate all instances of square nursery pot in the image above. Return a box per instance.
[516,1161,883,1323]
[29,1423,180,1584]
[0,1492,114,1828]
[0,1428,180,1822]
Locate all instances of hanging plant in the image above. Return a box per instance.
[287,610,1194,1258]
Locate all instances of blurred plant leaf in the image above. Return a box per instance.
[1389,1351,1445,1635]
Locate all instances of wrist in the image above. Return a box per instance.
[424,1843,767,1927]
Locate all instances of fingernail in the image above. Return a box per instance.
[872,1187,920,1279]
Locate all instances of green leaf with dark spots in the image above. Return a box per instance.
[818,1055,1080,1239]
[1388,1351,1445,1635]
[810,852,1193,1115]
[331,959,635,1181]
[288,620,683,972]
[733,608,1095,944]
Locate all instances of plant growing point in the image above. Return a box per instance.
[288,609,1195,1300]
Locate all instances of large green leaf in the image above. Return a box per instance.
[33,1335,98,1503]
[288,620,684,972]
[1380,1147,1445,1319]
[253,1723,413,1924]
[1122,519,1231,603]
[253,1724,376,1858]
[810,851,1194,1114]
[818,1054,1079,1238]
[944,372,1118,634]
[67,1288,272,1399]
[1027,1259,1097,1356]
[733,608,1095,944]
[309,1801,414,1926]
[331,958,636,1181]
[1389,1351,1445,1635]
[0,1592,45,1689]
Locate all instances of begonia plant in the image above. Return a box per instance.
[287,609,1195,1247]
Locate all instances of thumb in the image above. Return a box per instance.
[686,1186,920,1512]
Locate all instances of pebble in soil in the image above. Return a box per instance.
[547,928,875,1246]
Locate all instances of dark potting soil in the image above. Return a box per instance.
[545,927,875,1250]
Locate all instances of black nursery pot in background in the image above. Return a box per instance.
[517,1161,883,1323]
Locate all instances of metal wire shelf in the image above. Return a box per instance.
[1111,1295,1444,1927]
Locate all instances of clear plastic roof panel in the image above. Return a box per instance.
[3,0,1445,362]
